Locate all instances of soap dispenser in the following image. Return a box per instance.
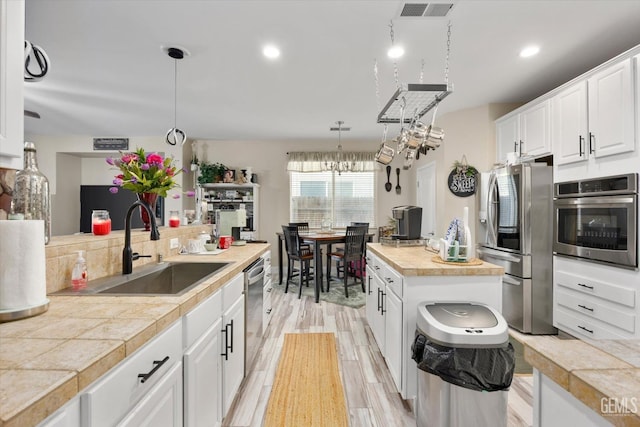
[71,250,88,290]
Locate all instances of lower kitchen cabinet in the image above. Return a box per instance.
[533,369,612,427]
[37,396,80,427]
[365,249,502,399]
[119,361,183,427]
[553,256,639,339]
[81,320,183,427]
[221,273,246,415]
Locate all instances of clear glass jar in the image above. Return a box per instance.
[169,210,180,227]
[321,217,332,232]
[11,142,51,244]
[91,210,111,235]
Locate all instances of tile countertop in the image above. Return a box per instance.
[511,330,640,427]
[367,243,504,276]
[0,243,270,427]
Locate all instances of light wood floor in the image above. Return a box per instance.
[223,282,533,427]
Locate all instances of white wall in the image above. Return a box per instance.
[191,139,413,253]
[25,134,190,235]
[408,103,521,242]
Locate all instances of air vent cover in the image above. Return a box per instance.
[399,2,454,18]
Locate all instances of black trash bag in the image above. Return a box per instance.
[411,331,515,392]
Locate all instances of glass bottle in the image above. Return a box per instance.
[11,142,51,244]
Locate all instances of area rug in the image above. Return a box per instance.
[264,333,348,427]
[273,275,366,308]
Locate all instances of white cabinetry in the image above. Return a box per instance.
[221,273,245,415]
[183,286,223,427]
[533,369,612,427]
[262,250,273,331]
[553,256,638,339]
[118,361,183,427]
[365,248,502,399]
[496,100,551,163]
[81,320,183,427]
[553,58,635,169]
[37,396,80,427]
[0,0,25,169]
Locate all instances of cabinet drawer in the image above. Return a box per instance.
[381,263,403,298]
[223,273,244,311]
[261,250,271,269]
[554,306,629,340]
[555,268,636,308]
[365,252,380,273]
[183,289,222,349]
[264,265,272,285]
[555,289,635,333]
[81,320,183,427]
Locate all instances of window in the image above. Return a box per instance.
[290,171,375,228]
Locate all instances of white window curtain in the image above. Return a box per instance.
[286,151,377,172]
[287,152,377,229]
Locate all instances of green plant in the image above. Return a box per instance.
[197,162,227,184]
[451,160,478,177]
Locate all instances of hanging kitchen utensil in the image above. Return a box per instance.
[165,47,187,146]
[375,125,395,165]
[385,166,392,192]
[422,102,445,149]
[395,168,401,194]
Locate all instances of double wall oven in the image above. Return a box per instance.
[554,173,638,269]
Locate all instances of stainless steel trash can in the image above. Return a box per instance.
[413,302,513,427]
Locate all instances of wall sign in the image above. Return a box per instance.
[93,138,129,151]
[448,157,478,197]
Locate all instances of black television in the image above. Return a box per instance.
[80,185,164,233]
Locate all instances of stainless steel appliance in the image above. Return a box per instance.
[392,205,422,240]
[243,257,265,373]
[554,173,638,269]
[477,162,555,334]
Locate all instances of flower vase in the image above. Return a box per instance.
[137,193,158,231]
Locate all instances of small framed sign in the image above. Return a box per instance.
[448,157,478,197]
[93,138,129,151]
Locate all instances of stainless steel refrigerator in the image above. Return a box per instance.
[476,162,556,334]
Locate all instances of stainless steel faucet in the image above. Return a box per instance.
[123,200,160,274]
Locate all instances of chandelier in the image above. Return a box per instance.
[327,120,354,175]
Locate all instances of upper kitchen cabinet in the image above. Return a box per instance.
[496,99,551,163]
[0,0,24,170]
[554,58,635,166]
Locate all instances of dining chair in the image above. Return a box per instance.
[332,222,369,279]
[282,225,314,298]
[325,225,366,297]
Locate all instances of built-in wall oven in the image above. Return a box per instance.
[554,173,638,269]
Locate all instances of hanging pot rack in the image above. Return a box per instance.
[377,82,453,124]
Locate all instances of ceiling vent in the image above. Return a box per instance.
[399,2,454,18]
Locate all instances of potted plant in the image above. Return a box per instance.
[197,162,227,184]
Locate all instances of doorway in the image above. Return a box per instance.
[416,162,436,238]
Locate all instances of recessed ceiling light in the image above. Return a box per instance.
[263,45,280,59]
[387,45,405,59]
[520,45,540,58]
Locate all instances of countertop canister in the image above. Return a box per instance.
[10,142,51,244]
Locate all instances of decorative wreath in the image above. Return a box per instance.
[451,155,478,177]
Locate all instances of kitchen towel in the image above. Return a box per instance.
[0,220,47,310]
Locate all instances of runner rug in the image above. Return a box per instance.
[263,332,348,427]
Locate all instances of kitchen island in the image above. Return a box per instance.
[0,239,269,427]
[365,243,504,400]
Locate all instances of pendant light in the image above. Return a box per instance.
[165,47,187,146]
[327,120,353,175]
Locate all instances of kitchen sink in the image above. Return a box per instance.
[53,262,231,296]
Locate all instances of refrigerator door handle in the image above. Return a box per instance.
[486,172,498,247]
[502,275,522,286]
[477,247,522,263]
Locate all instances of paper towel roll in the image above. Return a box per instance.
[0,220,47,310]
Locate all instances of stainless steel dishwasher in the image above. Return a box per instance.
[243,257,265,373]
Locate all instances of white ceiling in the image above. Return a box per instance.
[23,0,640,144]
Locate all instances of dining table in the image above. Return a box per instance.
[276,230,372,303]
